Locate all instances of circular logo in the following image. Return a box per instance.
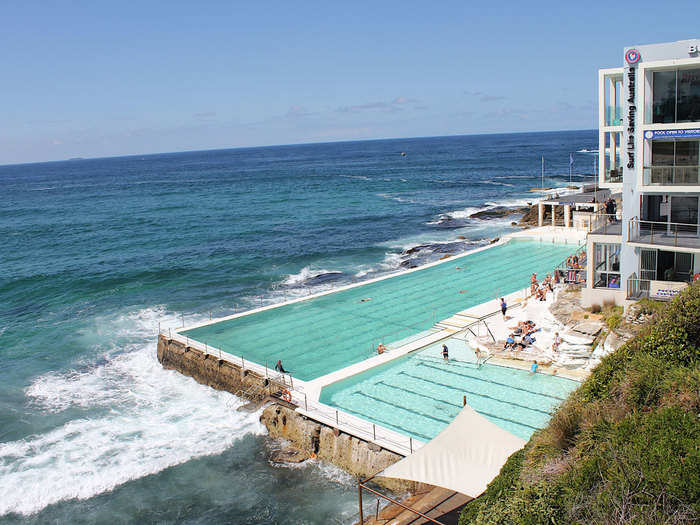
[625,48,641,64]
[645,131,654,139]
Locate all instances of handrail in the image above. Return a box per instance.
[628,217,700,248]
[358,477,445,525]
[643,165,700,185]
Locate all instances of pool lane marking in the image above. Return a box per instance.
[415,361,567,401]
[390,374,552,417]
[351,391,453,425]
[332,398,435,441]
[369,380,540,432]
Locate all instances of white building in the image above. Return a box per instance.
[583,39,700,306]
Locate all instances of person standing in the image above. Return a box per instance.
[500,297,507,318]
[442,344,449,361]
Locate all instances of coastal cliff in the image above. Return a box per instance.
[460,284,700,524]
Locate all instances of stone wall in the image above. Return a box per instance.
[157,335,421,492]
[261,404,423,493]
[157,334,275,398]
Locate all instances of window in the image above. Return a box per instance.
[652,68,700,123]
[647,140,700,185]
[678,69,700,122]
[593,243,621,288]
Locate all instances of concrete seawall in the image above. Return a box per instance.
[157,335,418,491]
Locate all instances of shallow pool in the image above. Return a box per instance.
[320,338,580,441]
[182,240,576,381]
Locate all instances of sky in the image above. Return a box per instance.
[2,1,699,165]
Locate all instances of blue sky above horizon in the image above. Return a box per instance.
[2,1,699,165]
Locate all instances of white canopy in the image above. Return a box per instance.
[378,406,526,497]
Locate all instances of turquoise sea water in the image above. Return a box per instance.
[184,240,576,381]
[0,131,595,523]
[320,338,580,442]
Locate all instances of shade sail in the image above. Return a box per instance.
[378,406,526,497]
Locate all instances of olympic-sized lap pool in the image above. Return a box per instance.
[182,240,576,381]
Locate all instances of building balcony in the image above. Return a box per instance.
[628,217,700,250]
[603,168,623,184]
[643,166,700,186]
[588,213,622,235]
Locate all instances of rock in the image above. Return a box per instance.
[572,322,604,337]
[469,206,529,219]
[511,221,518,226]
[270,446,310,464]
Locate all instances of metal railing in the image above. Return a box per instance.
[627,276,651,300]
[643,165,700,185]
[604,168,623,183]
[587,212,620,235]
[358,476,445,525]
[628,217,700,248]
[159,326,423,456]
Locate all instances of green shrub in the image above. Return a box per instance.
[460,282,700,525]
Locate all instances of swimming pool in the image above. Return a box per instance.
[182,240,576,381]
[320,338,580,441]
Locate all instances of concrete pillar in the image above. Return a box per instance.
[538,202,544,227]
[551,205,556,226]
[564,204,571,228]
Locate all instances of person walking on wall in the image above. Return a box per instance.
[500,297,507,319]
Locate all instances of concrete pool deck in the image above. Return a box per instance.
[160,226,587,456]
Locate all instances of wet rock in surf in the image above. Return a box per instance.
[304,272,344,286]
[469,206,529,219]
[430,215,469,229]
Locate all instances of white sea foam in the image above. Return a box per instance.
[338,174,372,181]
[376,193,414,203]
[476,180,515,187]
[1,307,265,517]
[282,266,343,287]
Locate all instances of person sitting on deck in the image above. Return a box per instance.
[377,343,387,354]
[275,360,288,373]
[504,334,516,350]
[523,333,536,346]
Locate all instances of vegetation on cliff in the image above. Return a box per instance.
[460,283,700,524]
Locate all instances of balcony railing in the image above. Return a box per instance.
[627,276,650,300]
[628,217,700,249]
[588,212,622,235]
[643,165,700,185]
[604,168,623,183]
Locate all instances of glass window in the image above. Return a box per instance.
[675,140,699,166]
[651,140,674,165]
[677,68,700,122]
[593,242,621,288]
[653,70,677,123]
[652,68,700,124]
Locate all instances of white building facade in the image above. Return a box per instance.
[583,39,700,306]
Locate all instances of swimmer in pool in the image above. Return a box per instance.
[360,297,372,302]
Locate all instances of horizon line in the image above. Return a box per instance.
[0,127,596,168]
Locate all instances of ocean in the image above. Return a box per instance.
[0,130,596,523]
